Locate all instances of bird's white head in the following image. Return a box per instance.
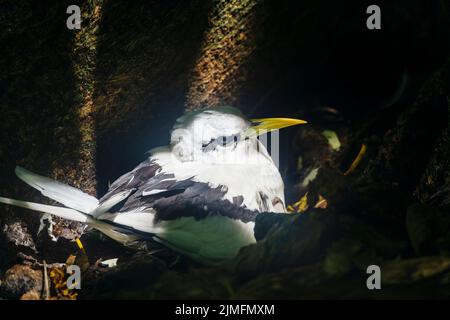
[170,106,307,164]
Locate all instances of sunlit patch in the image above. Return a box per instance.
[49,2,103,241]
[186,0,261,109]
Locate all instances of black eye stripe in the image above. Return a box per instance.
[202,139,215,148]
[202,134,240,151]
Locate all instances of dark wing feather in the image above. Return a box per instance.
[99,160,159,200]
[151,182,258,223]
[98,159,258,223]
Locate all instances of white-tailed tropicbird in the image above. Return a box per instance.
[0,106,306,265]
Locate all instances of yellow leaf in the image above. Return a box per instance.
[288,192,309,213]
[314,194,328,209]
[344,144,367,175]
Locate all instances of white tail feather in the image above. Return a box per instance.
[15,166,99,214]
[0,196,91,223]
[0,196,138,244]
[1,167,142,245]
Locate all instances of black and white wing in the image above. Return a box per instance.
[94,157,258,264]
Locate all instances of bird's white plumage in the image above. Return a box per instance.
[150,145,285,213]
[0,106,289,265]
[155,216,256,264]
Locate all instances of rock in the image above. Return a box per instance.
[253,212,290,241]
[338,216,408,261]
[0,220,37,272]
[352,60,450,217]
[358,78,448,197]
[236,206,407,281]
[234,263,339,299]
[2,222,36,251]
[307,166,351,211]
[234,210,338,280]
[406,203,450,256]
[20,290,41,300]
[0,264,43,299]
[415,59,450,210]
[323,239,369,276]
[382,256,450,285]
[235,257,450,299]
[79,252,168,299]
[149,268,234,299]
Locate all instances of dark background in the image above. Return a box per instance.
[1,0,448,194]
[0,0,449,299]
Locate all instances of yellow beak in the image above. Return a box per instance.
[248,117,307,136]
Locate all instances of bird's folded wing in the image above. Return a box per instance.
[96,159,162,213]
[97,157,258,226]
[104,171,258,223]
[94,157,260,263]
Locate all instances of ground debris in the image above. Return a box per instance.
[0,264,43,300]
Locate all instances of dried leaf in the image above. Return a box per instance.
[287,192,309,213]
[314,194,328,209]
[344,144,367,175]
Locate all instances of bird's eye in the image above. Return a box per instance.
[220,136,232,146]
[202,134,240,151]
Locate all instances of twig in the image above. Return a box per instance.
[43,260,50,300]
[17,252,65,269]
